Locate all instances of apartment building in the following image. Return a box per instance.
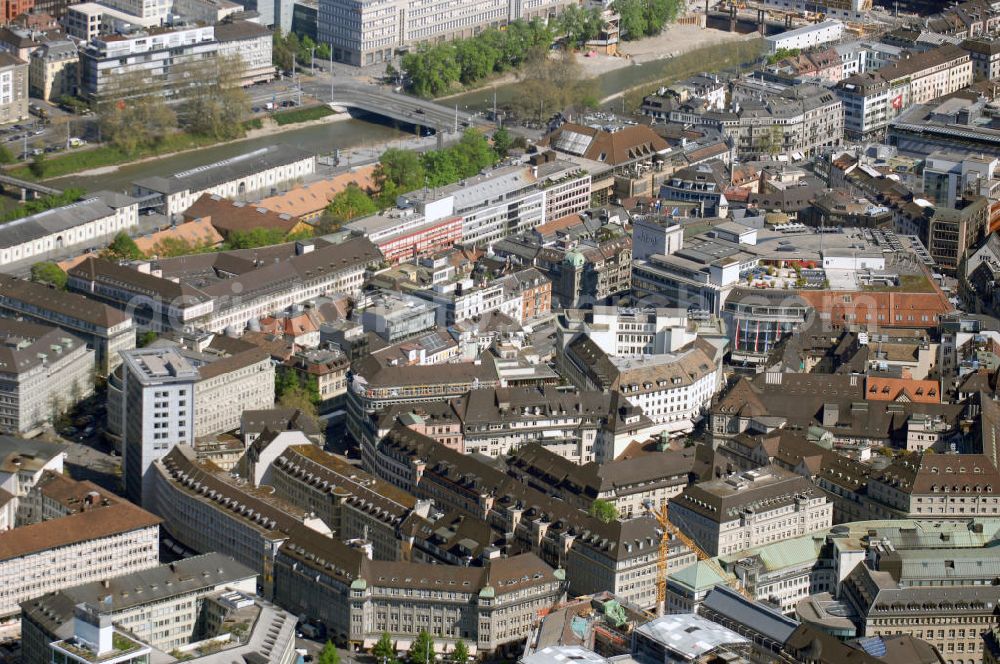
[132,145,316,217]
[318,0,574,66]
[835,44,973,140]
[28,40,76,101]
[0,193,139,268]
[79,25,217,101]
[0,320,94,435]
[214,20,275,85]
[0,477,160,617]
[0,274,134,375]
[282,346,348,411]
[668,466,832,557]
[865,453,1000,519]
[371,425,672,611]
[275,528,562,653]
[149,445,331,597]
[0,53,28,127]
[68,237,380,333]
[120,348,199,506]
[20,553,257,663]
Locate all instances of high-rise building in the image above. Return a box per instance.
[121,348,198,506]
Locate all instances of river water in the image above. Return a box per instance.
[49,38,762,194]
[50,118,406,194]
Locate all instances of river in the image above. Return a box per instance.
[47,38,762,194]
[49,118,407,194]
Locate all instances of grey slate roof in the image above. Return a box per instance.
[133,145,314,195]
[700,585,798,645]
[0,198,113,250]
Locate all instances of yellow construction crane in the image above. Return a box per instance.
[651,503,753,614]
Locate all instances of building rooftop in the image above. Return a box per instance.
[19,553,256,632]
[0,436,63,474]
[635,613,748,659]
[0,499,159,561]
[133,145,314,196]
[0,273,132,330]
[121,348,200,383]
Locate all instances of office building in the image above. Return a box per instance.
[0,476,159,617]
[0,320,94,435]
[149,445,331,596]
[79,26,218,102]
[922,150,998,208]
[275,532,563,654]
[68,237,380,333]
[361,292,437,343]
[121,348,199,506]
[318,0,575,66]
[0,274,134,375]
[764,20,844,53]
[835,44,972,140]
[213,21,275,85]
[20,553,257,663]
[669,466,833,557]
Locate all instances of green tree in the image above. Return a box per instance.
[316,42,331,61]
[0,144,14,164]
[29,261,67,289]
[103,232,143,261]
[588,498,619,523]
[450,641,469,664]
[375,148,426,207]
[492,127,513,158]
[408,630,435,664]
[372,632,396,664]
[325,183,378,225]
[177,55,251,140]
[318,641,340,664]
[614,0,647,40]
[97,70,177,155]
[138,330,158,347]
[28,151,45,178]
[224,228,291,250]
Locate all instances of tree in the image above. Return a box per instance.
[176,55,251,140]
[408,630,435,664]
[372,632,396,664]
[138,331,158,347]
[29,262,66,289]
[0,144,14,164]
[104,232,143,261]
[510,51,598,122]
[28,151,45,178]
[316,42,331,61]
[588,498,619,523]
[614,0,647,40]
[224,228,291,250]
[97,70,177,155]
[325,183,378,225]
[318,641,340,664]
[375,148,426,207]
[492,127,513,158]
[450,641,469,664]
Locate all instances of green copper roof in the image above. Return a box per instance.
[668,561,730,591]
